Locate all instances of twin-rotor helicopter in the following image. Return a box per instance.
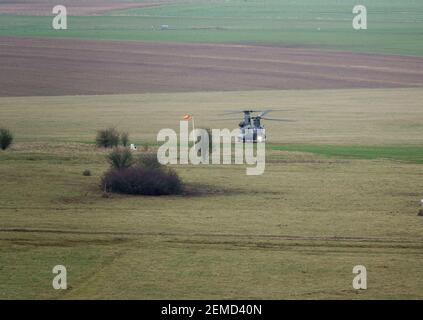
[217,109,294,143]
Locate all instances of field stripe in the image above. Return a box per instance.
[1,37,423,96]
[2,228,423,245]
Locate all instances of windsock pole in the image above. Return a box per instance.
[191,116,195,142]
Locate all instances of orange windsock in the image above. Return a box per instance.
[183,114,193,120]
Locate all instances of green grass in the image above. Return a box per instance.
[1,88,423,145]
[270,144,423,164]
[1,0,423,55]
[1,88,423,299]
[114,0,423,21]
[1,141,423,299]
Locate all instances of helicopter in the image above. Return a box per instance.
[219,109,294,143]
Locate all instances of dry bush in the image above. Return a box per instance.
[0,128,13,150]
[102,167,183,196]
[120,132,129,147]
[96,127,120,148]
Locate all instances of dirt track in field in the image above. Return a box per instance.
[1,36,423,97]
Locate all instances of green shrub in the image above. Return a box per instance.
[120,132,129,147]
[136,153,162,169]
[0,128,13,150]
[96,127,120,148]
[102,167,183,196]
[83,169,92,176]
[107,148,134,170]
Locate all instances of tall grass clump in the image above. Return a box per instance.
[120,132,129,147]
[0,128,13,150]
[96,127,120,148]
[107,148,134,169]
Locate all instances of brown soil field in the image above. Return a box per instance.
[0,1,171,16]
[1,36,423,97]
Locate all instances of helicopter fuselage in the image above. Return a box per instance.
[238,112,266,143]
[222,109,290,143]
[238,125,266,143]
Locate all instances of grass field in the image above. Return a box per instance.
[1,0,423,301]
[1,88,423,299]
[1,0,423,56]
[1,88,422,145]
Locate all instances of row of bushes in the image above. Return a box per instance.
[0,126,212,152]
[0,125,182,196]
[0,126,127,150]
[106,148,162,170]
[0,127,128,150]
[96,127,130,148]
[96,127,212,151]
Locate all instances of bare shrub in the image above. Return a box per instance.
[0,128,13,150]
[102,167,183,196]
[120,132,129,147]
[96,127,120,148]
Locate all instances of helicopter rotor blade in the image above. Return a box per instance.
[220,110,244,115]
[261,117,295,122]
[258,109,273,117]
[254,109,289,112]
[219,109,294,117]
[209,118,241,121]
[260,109,295,113]
[220,109,264,115]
